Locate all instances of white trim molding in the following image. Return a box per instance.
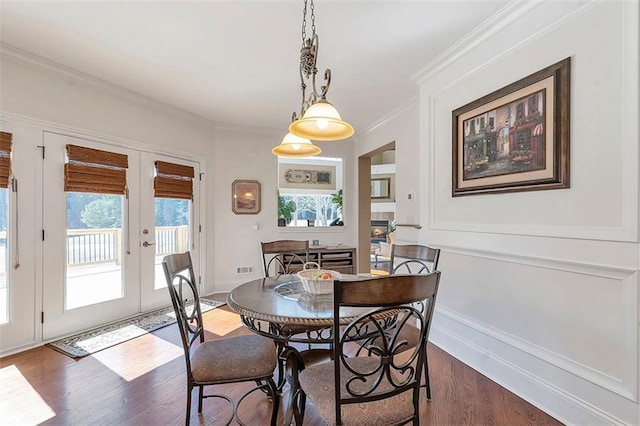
[430,321,631,426]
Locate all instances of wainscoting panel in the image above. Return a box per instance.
[413,3,639,422]
[436,250,637,397]
[430,248,638,424]
[430,320,631,425]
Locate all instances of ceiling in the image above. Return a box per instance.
[0,1,510,136]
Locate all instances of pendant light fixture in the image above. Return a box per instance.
[272,132,321,157]
[289,0,353,141]
[272,0,352,157]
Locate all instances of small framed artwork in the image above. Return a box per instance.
[452,57,570,196]
[232,180,261,214]
[279,163,336,190]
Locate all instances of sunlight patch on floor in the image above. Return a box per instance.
[91,334,182,382]
[205,308,243,336]
[0,364,56,424]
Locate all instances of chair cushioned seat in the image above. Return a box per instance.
[191,334,276,383]
[373,323,420,350]
[299,357,415,425]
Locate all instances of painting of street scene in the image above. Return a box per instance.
[462,89,546,181]
[452,58,570,197]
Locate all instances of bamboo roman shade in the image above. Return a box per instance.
[154,161,194,200]
[64,144,129,194]
[0,132,13,188]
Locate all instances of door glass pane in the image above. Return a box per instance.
[0,188,8,324]
[154,198,190,289]
[66,192,124,310]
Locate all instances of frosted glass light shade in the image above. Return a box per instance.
[289,101,354,141]
[272,132,321,157]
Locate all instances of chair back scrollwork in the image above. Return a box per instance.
[261,240,309,277]
[331,273,441,424]
[390,244,440,275]
[162,252,203,371]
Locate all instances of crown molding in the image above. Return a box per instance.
[1,42,293,136]
[0,111,208,164]
[412,0,542,85]
[0,42,220,129]
[413,0,606,86]
[361,95,419,136]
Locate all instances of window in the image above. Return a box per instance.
[64,144,128,309]
[516,102,525,123]
[279,193,340,226]
[153,161,194,289]
[0,132,12,324]
[277,157,343,227]
[0,187,8,324]
[528,94,538,114]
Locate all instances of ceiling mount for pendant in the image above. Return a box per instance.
[289,0,353,142]
[273,0,353,156]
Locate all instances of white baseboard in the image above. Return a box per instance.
[430,315,634,426]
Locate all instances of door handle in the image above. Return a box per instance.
[142,241,155,247]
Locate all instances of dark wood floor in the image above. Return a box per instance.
[1,304,563,425]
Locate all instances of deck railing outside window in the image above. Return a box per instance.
[66,226,188,265]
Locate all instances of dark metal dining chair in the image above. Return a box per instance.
[298,273,441,425]
[260,239,328,394]
[389,243,441,401]
[163,252,279,426]
[390,244,440,275]
[261,240,309,277]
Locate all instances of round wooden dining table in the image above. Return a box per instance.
[226,273,373,425]
[226,273,371,344]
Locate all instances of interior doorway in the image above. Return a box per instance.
[356,141,396,274]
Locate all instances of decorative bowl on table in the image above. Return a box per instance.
[297,291,333,313]
[296,262,341,295]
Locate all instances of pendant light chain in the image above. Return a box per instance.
[310,0,316,37]
[301,0,307,45]
[301,0,316,46]
[274,0,353,154]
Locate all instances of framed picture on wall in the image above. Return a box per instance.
[232,180,261,214]
[278,163,337,191]
[452,57,570,196]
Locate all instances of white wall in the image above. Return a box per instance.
[358,1,639,424]
[0,51,219,354]
[0,48,356,354]
[211,125,356,292]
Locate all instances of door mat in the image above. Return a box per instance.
[47,299,225,358]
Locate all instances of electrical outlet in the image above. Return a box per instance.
[236,266,254,274]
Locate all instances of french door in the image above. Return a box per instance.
[42,132,200,340]
[139,151,200,311]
